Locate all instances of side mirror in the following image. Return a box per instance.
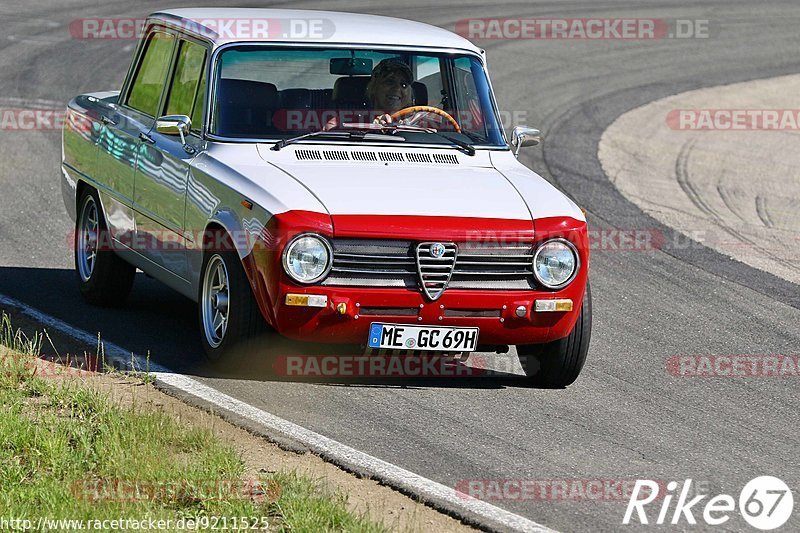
[511,126,542,156]
[156,115,191,145]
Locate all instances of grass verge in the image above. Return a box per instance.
[0,312,387,532]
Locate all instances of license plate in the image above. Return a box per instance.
[368,323,480,352]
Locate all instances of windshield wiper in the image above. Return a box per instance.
[435,132,476,156]
[271,129,403,151]
[340,122,476,156]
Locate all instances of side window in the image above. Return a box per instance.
[414,56,443,107]
[452,56,487,137]
[127,32,175,117]
[165,39,207,131]
[452,57,478,112]
[191,63,207,132]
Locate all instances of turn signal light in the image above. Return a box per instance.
[534,299,573,312]
[285,294,328,308]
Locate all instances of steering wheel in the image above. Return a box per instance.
[390,106,461,133]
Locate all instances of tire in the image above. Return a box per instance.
[517,282,592,388]
[198,239,267,364]
[75,187,135,306]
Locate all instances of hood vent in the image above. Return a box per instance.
[379,152,404,162]
[433,153,459,165]
[295,149,322,160]
[323,150,350,161]
[293,149,459,165]
[406,152,432,163]
[352,151,378,161]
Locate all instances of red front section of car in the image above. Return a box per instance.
[242,210,589,347]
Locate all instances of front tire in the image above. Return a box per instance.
[75,188,135,306]
[517,282,592,388]
[198,245,266,363]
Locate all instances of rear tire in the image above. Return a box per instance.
[198,239,267,364]
[517,282,592,388]
[75,188,135,306]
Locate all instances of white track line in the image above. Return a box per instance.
[0,293,555,533]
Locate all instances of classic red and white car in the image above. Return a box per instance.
[61,8,591,387]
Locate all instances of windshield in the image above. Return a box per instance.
[210,46,506,146]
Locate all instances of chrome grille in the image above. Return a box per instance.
[325,240,417,288]
[323,239,536,291]
[416,242,457,300]
[454,246,534,276]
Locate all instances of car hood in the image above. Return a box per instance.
[256,146,533,221]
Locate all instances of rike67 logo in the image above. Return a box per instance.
[624,477,793,530]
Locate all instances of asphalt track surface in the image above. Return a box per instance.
[1,1,799,531]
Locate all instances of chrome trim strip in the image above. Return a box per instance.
[331,267,416,275]
[326,239,538,290]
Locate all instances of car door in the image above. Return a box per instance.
[133,35,207,280]
[94,30,175,245]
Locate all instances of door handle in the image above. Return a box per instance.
[101,115,116,126]
[139,131,155,144]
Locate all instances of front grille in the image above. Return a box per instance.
[323,239,535,291]
[416,242,458,300]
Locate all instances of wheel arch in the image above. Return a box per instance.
[198,216,276,327]
[75,179,90,206]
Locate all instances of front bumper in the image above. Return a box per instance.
[269,282,586,346]
[241,211,589,347]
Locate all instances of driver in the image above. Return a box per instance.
[323,58,415,130]
[365,58,414,123]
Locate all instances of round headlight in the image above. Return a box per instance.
[282,234,332,284]
[533,239,578,289]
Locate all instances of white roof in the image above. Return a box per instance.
[151,8,482,54]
